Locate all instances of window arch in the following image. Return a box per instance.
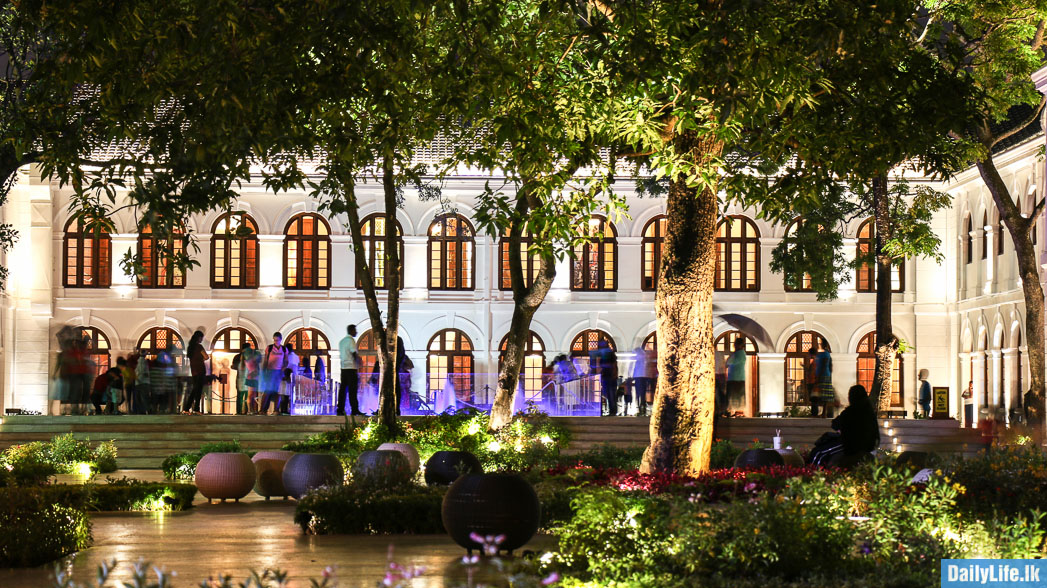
[714,216,760,291]
[138,224,186,288]
[357,330,380,377]
[642,332,657,351]
[211,213,259,289]
[286,328,331,380]
[570,329,616,400]
[715,330,759,415]
[77,327,111,378]
[856,219,903,293]
[63,217,111,288]
[137,327,185,366]
[428,214,475,290]
[782,218,813,292]
[995,208,1004,256]
[284,213,331,290]
[571,216,617,291]
[855,332,903,408]
[964,214,973,265]
[981,211,988,260]
[500,331,546,401]
[641,215,667,291]
[211,327,258,355]
[358,214,404,290]
[784,331,830,407]
[427,329,474,401]
[500,226,540,291]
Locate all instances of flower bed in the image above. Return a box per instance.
[0,434,117,485]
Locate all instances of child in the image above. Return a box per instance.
[90,368,123,415]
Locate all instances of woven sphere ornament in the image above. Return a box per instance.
[195,453,256,502]
[377,442,421,473]
[424,451,483,486]
[442,473,540,553]
[252,450,295,499]
[282,453,344,499]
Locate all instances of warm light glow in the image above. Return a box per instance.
[487,440,501,452]
[76,462,93,476]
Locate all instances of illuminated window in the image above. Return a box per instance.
[964,214,973,265]
[855,332,903,408]
[211,213,259,289]
[138,224,186,288]
[499,225,540,291]
[996,209,1004,256]
[641,215,667,291]
[981,212,988,260]
[714,216,760,291]
[211,327,258,354]
[284,213,331,290]
[571,216,617,291]
[856,219,903,293]
[63,217,111,288]
[782,218,813,292]
[428,215,474,290]
[427,329,474,402]
[358,214,404,290]
[499,331,546,401]
[784,331,830,406]
[714,330,759,414]
[643,332,657,351]
[77,327,111,378]
[137,327,185,366]
[570,329,616,399]
[286,328,331,379]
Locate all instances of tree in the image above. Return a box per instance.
[925,1,1047,437]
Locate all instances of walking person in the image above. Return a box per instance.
[726,338,747,416]
[591,340,619,416]
[241,341,261,413]
[918,369,932,416]
[280,342,299,414]
[183,330,209,414]
[813,340,833,418]
[632,346,655,417]
[260,332,287,414]
[396,336,412,414]
[337,324,363,416]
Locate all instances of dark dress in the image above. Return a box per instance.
[831,401,880,456]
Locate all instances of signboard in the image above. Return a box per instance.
[932,386,950,419]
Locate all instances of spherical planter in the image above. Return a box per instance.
[195,452,256,503]
[377,442,421,473]
[774,448,804,467]
[353,450,412,488]
[252,450,295,500]
[442,473,540,554]
[733,448,785,469]
[282,453,344,499]
[425,451,483,486]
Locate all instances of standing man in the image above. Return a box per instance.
[260,332,287,414]
[726,338,747,416]
[813,340,833,418]
[337,324,363,416]
[918,369,932,417]
[632,346,654,417]
[591,340,619,416]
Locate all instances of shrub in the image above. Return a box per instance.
[294,482,446,535]
[553,444,645,470]
[162,440,246,479]
[710,438,742,469]
[0,434,118,484]
[946,445,1047,520]
[85,478,197,512]
[0,486,91,567]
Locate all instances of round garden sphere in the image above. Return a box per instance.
[194,452,256,503]
[774,448,804,467]
[733,448,785,469]
[442,473,540,554]
[425,450,483,486]
[353,450,413,487]
[282,453,344,499]
[377,442,421,473]
[252,450,296,500]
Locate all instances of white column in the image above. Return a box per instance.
[1003,348,1018,420]
[958,351,971,425]
[900,351,915,415]
[972,352,986,422]
[989,349,1002,408]
[185,234,211,295]
[983,225,996,294]
[329,234,354,294]
[256,235,285,300]
[402,236,428,299]
[757,353,786,413]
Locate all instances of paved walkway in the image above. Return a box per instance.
[0,475,555,587]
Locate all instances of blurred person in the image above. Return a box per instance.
[91,367,123,415]
[182,330,209,414]
[726,339,747,416]
[337,324,362,416]
[590,340,618,416]
[259,332,287,414]
[279,342,300,415]
[918,369,932,416]
[632,346,655,417]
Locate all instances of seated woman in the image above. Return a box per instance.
[808,384,879,465]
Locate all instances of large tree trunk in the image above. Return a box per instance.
[977,155,1045,443]
[489,187,556,430]
[641,130,723,476]
[870,175,899,414]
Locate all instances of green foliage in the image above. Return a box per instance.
[161,439,245,480]
[294,482,446,535]
[710,438,742,470]
[0,486,91,567]
[946,445,1047,521]
[554,444,645,470]
[84,478,196,512]
[0,434,118,484]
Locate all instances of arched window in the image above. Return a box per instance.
[211,213,259,289]
[995,209,1004,256]
[427,329,474,402]
[855,332,903,408]
[715,331,759,414]
[428,215,475,290]
[284,213,331,290]
[211,327,258,355]
[500,331,546,401]
[981,212,988,260]
[137,327,185,366]
[63,217,111,288]
[570,329,616,399]
[1017,330,1023,408]
[499,226,540,291]
[571,216,617,291]
[642,332,657,351]
[138,224,186,288]
[964,214,973,265]
[715,216,760,291]
[784,331,830,406]
[782,218,813,292]
[358,214,404,290]
[980,332,989,407]
[357,330,379,378]
[641,215,667,291]
[77,327,111,378]
[286,328,331,380]
[856,219,903,293]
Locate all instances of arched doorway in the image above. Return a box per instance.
[783,331,830,408]
[499,331,546,406]
[714,330,759,416]
[427,329,475,403]
[855,332,903,408]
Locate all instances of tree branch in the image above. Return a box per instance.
[990,96,1046,148]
